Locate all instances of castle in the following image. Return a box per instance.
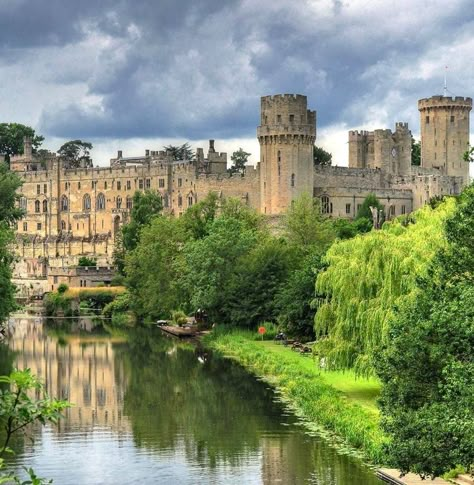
[8,93,472,296]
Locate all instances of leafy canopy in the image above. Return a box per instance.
[313,145,332,166]
[0,123,44,165]
[58,140,93,168]
[377,185,474,478]
[228,148,251,175]
[163,143,195,161]
[315,198,456,376]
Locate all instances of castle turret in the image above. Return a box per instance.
[257,94,316,214]
[418,95,472,181]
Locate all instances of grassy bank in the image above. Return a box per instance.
[205,330,387,464]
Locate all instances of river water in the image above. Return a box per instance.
[1,315,382,485]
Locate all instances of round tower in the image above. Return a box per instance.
[257,94,316,215]
[418,95,472,181]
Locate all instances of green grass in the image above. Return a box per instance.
[205,330,387,464]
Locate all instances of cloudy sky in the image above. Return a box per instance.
[1,0,474,167]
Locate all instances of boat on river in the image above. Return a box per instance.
[159,325,198,338]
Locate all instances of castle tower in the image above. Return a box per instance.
[418,95,472,181]
[257,94,316,215]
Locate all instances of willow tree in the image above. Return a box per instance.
[314,198,456,376]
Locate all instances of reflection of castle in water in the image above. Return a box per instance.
[8,316,130,433]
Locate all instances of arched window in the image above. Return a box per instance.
[321,196,331,214]
[61,220,66,231]
[187,193,194,207]
[19,197,27,213]
[42,200,48,213]
[35,200,40,213]
[96,193,106,211]
[116,196,122,209]
[83,194,91,211]
[126,196,132,209]
[178,194,183,207]
[60,195,69,212]
[291,173,295,187]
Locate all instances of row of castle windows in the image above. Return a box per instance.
[264,114,304,124]
[64,178,160,191]
[425,115,456,124]
[321,196,405,217]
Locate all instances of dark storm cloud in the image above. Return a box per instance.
[3,0,474,140]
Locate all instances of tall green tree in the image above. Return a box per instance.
[376,186,474,478]
[315,198,455,375]
[0,123,44,166]
[313,145,332,166]
[181,192,220,240]
[163,143,195,161]
[125,216,186,320]
[283,193,335,252]
[58,139,93,168]
[228,148,251,175]
[121,190,163,252]
[411,137,421,166]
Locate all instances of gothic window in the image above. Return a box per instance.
[37,184,40,195]
[321,196,331,214]
[43,200,48,213]
[44,184,47,194]
[159,178,165,188]
[178,194,183,207]
[188,193,194,207]
[117,181,121,190]
[401,205,406,215]
[139,179,144,189]
[19,197,27,212]
[126,196,132,209]
[61,220,66,231]
[116,196,122,209]
[96,193,106,211]
[35,200,40,213]
[127,180,131,190]
[345,203,351,214]
[83,194,91,211]
[60,195,69,212]
[146,178,151,189]
[291,173,295,187]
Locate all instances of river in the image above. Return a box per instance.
[1,315,383,484]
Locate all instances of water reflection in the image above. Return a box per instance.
[5,316,382,484]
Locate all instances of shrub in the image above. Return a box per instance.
[57,283,69,294]
[171,310,188,326]
[78,256,97,267]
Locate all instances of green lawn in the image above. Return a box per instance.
[260,341,381,414]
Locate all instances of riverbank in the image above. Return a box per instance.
[205,330,387,464]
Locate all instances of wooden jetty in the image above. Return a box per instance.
[159,325,197,338]
[377,468,452,485]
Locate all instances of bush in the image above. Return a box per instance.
[78,256,97,267]
[171,310,188,326]
[102,292,131,318]
[110,274,125,286]
[57,283,69,294]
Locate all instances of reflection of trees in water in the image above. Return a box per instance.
[117,330,381,484]
[0,342,15,381]
[118,329,285,467]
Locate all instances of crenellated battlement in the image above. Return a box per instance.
[418,96,473,111]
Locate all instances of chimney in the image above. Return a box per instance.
[117,150,123,159]
[209,139,215,153]
[24,136,32,159]
[145,149,150,157]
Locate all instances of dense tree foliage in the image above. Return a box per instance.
[315,198,456,375]
[163,143,195,161]
[228,148,251,175]
[313,146,332,166]
[0,164,23,325]
[0,123,44,166]
[377,186,474,477]
[58,139,93,168]
[411,137,421,166]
